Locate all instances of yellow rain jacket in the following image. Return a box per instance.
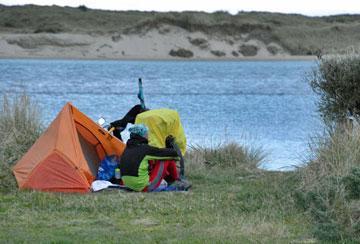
[135,108,186,155]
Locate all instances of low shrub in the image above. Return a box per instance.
[309,53,360,124]
[267,45,279,55]
[3,22,15,28]
[210,50,226,57]
[169,48,193,58]
[34,27,63,34]
[342,167,360,200]
[239,44,258,56]
[0,94,43,193]
[225,39,234,45]
[78,5,88,12]
[188,37,208,49]
[111,33,122,42]
[231,51,239,57]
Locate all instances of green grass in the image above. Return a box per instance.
[1,5,360,55]
[0,168,313,243]
[2,94,360,242]
[0,94,315,242]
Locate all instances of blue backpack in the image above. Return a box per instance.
[96,155,119,181]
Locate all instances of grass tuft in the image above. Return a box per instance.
[296,124,360,241]
[186,142,265,174]
[0,93,43,193]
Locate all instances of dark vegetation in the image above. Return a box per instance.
[77,5,88,12]
[266,45,279,55]
[210,50,226,57]
[169,48,194,58]
[310,54,360,124]
[188,37,209,49]
[111,33,122,42]
[1,5,360,55]
[33,23,64,33]
[239,44,258,56]
[298,53,360,241]
[6,35,90,49]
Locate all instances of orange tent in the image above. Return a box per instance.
[13,103,125,193]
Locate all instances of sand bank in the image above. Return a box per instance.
[0,25,316,61]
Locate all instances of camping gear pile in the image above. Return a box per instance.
[12,79,188,193]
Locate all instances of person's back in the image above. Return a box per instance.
[120,124,179,191]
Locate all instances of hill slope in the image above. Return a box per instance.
[0,4,359,59]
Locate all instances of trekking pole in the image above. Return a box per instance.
[137,78,146,109]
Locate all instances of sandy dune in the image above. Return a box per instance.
[0,25,314,60]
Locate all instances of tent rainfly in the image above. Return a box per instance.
[13,103,125,193]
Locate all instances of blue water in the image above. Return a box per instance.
[0,59,322,170]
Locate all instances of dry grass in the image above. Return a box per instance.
[0,93,43,193]
[185,142,265,174]
[300,126,360,187]
[296,124,360,241]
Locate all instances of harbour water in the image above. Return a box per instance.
[0,59,323,170]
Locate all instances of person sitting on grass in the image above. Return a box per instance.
[119,124,191,192]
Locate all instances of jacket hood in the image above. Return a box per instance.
[126,133,148,147]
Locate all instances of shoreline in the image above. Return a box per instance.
[0,55,317,61]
